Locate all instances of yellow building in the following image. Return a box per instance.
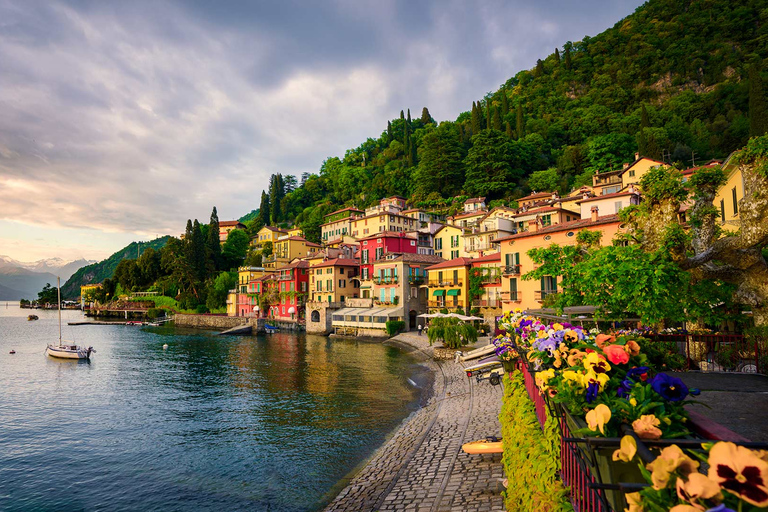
[511,206,580,234]
[219,221,247,243]
[309,258,360,304]
[287,227,304,238]
[496,211,623,312]
[447,210,486,228]
[266,236,321,269]
[463,207,518,256]
[620,155,665,189]
[253,225,288,248]
[713,156,744,228]
[237,267,271,292]
[321,207,363,245]
[350,210,418,238]
[433,224,470,260]
[426,257,472,311]
[80,283,102,307]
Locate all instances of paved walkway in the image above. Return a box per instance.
[324,333,505,512]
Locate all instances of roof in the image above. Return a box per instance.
[621,156,665,174]
[576,191,639,204]
[261,225,288,232]
[312,258,360,268]
[471,252,501,264]
[324,206,363,217]
[433,224,468,235]
[495,214,621,243]
[357,231,417,241]
[220,221,246,227]
[278,259,310,270]
[425,257,473,271]
[374,253,445,265]
[464,197,486,204]
[451,210,486,219]
[518,191,554,201]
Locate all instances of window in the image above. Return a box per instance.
[541,215,551,227]
[453,269,459,284]
[326,268,332,274]
[410,240,415,246]
[301,282,307,292]
[566,215,570,222]
[435,238,442,250]
[509,278,518,298]
[720,200,726,223]
[362,268,369,280]
[327,279,333,291]
[317,281,323,291]
[614,201,623,213]
[339,279,346,288]
[375,247,384,260]
[451,250,459,259]
[290,282,294,292]
[281,282,285,292]
[541,276,557,292]
[629,170,635,177]
[411,287,418,298]
[339,268,344,274]
[362,250,369,264]
[732,187,738,215]
[566,231,575,237]
[544,235,551,241]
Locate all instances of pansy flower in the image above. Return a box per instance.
[675,473,721,508]
[632,414,662,440]
[612,435,637,463]
[585,404,611,435]
[604,344,630,365]
[708,442,768,507]
[626,366,650,382]
[646,445,699,490]
[651,373,689,402]
[584,352,611,374]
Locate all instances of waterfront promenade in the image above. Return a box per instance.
[324,332,505,512]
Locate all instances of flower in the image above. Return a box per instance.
[650,373,689,402]
[708,441,768,507]
[626,366,650,382]
[585,381,600,403]
[675,473,721,507]
[629,397,638,407]
[669,506,701,512]
[612,435,637,463]
[583,352,611,374]
[585,404,611,435]
[535,369,556,391]
[603,344,630,365]
[567,348,586,366]
[703,505,736,512]
[625,492,644,512]
[624,339,641,356]
[646,445,699,490]
[584,371,609,391]
[633,415,663,440]
[564,329,581,344]
[595,333,615,349]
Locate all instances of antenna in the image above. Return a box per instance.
[691,150,697,168]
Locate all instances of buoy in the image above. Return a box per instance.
[9,350,16,354]
[163,344,168,350]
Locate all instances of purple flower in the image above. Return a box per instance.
[552,330,566,343]
[626,366,650,382]
[585,381,600,403]
[690,388,701,396]
[650,373,689,402]
[533,337,557,353]
[617,380,633,398]
[705,505,735,512]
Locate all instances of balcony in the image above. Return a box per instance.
[278,274,293,281]
[502,265,521,275]
[471,299,502,308]
[307,301,344,309]
[479,276,501,285]
[535,290,557,302]
[408,275,425,285]
[373,276,399,285]
[427,300,446,308]
[500,291,521,301]
[428,280,462,287]
[465,243,494,252]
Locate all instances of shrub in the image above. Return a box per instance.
[385,320,406,337]
[146,308,163,319]
[426,317,478,348]
[637,338,687,371]
[195,304,209,314]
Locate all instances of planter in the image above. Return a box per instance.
[562,409,646,512]
[501,359,517,373]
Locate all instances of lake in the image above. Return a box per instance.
[0,302,428,511]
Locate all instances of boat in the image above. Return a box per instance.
[463,356,502,377]
[28,314,39,321]
[462,436,503,454]
[45,277,95,360]
[125,321,143,326]
[476,367,505,386]
[455,343,497,362]
[264,324,278,334]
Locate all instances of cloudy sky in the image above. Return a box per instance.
[0,0,644,263]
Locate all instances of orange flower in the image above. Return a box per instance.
[567,348,586,366]
[632,415,662,440]
[675,473,721,508]
[604,344,630,365]
[669,506,701,512]
[585,404,611,435]
[646,445,699,490]
[625,492,644,512]
[624,339,641,356]
[595,333,615,349]
[708,441,768,507]
[612,435,637,463]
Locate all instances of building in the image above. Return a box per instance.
[713,156,743,227]
[496,209,623,312]
[219,221,247,243]
[253,225,288,249]
[517,191,556,209]
[469,252,503,324]
[265,236,321,269]
[463,197,487,213]
[350,209,419,238]
[592,169,624,197]
[463,207,518,257]
[309,258,360,305]
[433,224,470,260]
[576,189,641,218]
[357,231,419,296]
[321,207,364,245]
[80,283,102,308]
[268,260,310,322]
[620,155,666,189]
[234,267,271,317]
[426,257,472,312]
[447,209,486,228]
[511,206,581,234]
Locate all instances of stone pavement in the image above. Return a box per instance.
[324,333,505,512]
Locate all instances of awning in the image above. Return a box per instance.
[446,289,460,296]
[433,290,445,296]
[386,308,404,317]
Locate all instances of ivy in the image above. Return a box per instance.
[500,371,573,512]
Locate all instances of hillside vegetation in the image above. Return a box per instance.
[247,0,768,242]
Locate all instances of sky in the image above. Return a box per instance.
[0,0,645,263]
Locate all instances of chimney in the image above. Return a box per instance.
[527,219,538,233]
[591,206,599,222]
[634,152,640,160]
[623,162,630,170]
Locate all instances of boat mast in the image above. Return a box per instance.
[57,276,62,346]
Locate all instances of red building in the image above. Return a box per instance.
[358,231,419,282]
[268,260,310,322]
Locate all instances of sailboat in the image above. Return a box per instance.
[45,277,95,360]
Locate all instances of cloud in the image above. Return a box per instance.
[0,0,643,260]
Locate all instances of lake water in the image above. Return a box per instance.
[0,302,428,511]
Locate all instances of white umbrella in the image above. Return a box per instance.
[466,316,485,321]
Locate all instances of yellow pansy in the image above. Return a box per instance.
[583,352,611,374]
[612,435,637,463]
[632,415,662,440]
[646,445,699,490]
[585,404,611,435]
[625,492,644,512]
[584,371,610,390]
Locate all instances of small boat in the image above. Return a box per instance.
[455,343,496,362]
[264,324,278,334]
[28,314,39,321]
[462,436,503,454]
[125,321,143,326]
[464,357,502,377]
[9,350,15,354]
[45,277,95,360]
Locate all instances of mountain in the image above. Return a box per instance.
[0,282,30,301]
[238,209,259,223]
[254,0,768,242]
[0,263,58,300]
[0,255,93,281]
[61,237,171,299]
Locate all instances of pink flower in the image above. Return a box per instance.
[604,344,630,365]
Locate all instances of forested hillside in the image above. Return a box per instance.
[62,237,170,298]
[248,0,768,242]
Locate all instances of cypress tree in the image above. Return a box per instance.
[420,107,432,125]
[535,59,544,77]
[641,104,650,129]
[257,191,270,228]
[184,219,194,257]
[501,90,509,118]
[564,46,572,70]
[206,206,221,272]
[407,108,411,124]
[470,102,481,135]
[492,107,502,131]
[486,101,491,130]
[191,220,206,283]
[516,104,525,139]
[554,48,560,64]
[400,110,405,120]
[269,174,285,224]
[505,122,514,139]
[749,61,768,137]
[387,120,393,143]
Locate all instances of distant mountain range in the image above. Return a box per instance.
[0,255,94,300]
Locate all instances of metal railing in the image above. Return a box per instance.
[471,299,502,308]
[373,276,399,284]
[535,290,557,301]
[408,276,425,285]
[647,333,763,375]
[502,265,521,275]
[427,280,462,287]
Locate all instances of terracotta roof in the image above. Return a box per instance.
[220,221,246,227]
[376,253,445,265]
[464,197,486,204]
[471,252,501,264]
[518,191,554,201]
[451,210,486,219]
[357,231,417,241]
[495,214,621,243]
[325,206,363,217]
[433,224,468,235]
[576,191,639,204]
[278,260,310,270]
[262,225,288,232]
[312,258,360,268]
[514,206,573,216]
[425,257,473,271]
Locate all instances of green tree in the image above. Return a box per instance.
[501,89,509,118]
[527,168,560,192]
[749,61,768,137]
[257,192,270,228]
[206,206,221,272]
[637,127,670,161]
[491,107,502,131]
[37,283,59,305]
[515,104,525,139]
[554,48,560,64]
[221,229,250,270]
[269,174,285,223]
[205,271,237,310]
[414,123,465,197]
[564,42,572,70]
[463,129,521,198]
[471,102,482,135]
[584,133,637,174]
[191,220,207,282]
[261,240,273,258]
[421,107,433,125]
[534,59,544,77]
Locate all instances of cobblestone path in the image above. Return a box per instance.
[324,333,505,512]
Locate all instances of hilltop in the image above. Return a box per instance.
[61,237,171,299]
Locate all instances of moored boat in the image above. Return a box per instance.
[45,276,95,360]
[28,314,39,321]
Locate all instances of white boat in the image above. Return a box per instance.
[455,343,497,362]
[45,277,95,360]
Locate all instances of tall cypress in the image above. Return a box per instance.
[207,206,221,272]
[491,107,502,131]
[554,48,560,65]
[420,107,432,124]
[501,90,509,118]
[749,61,768,137]
[485,101,491,130]
[535,59,544,77]
[191,220,207,283]
[257,191,270,228]
[407,108,411,124]
[564,46,572,70]
[184,219,194,259]
[269,174,285,224]
[640,104,650,129]
[505,122,514,139]
[470,102,481,135]
[387,120,393,142]
[516,104,525,139]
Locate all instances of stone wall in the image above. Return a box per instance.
[174,314,248,329]
[306,304,334,335]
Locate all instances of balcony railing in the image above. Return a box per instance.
[502,265,521,275]
[471,299,502,308]
[535,290,557,302]
[427,280,462,287]
[408,275,425,285]
[278,274,293,281]
[373,276,399,285]
[427,300,446,308]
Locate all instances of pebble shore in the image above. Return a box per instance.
[324,332,505,512]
